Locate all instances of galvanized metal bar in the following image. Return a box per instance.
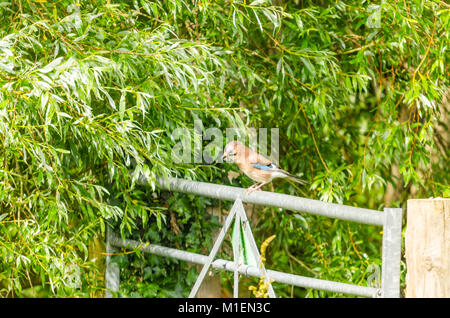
[232,210,241,298]
[105,225,120,298]
[188,199,239,298]
[236,201,276,298]
[381,208,403,298]
[143,176,384,226]
[108,234,378,298]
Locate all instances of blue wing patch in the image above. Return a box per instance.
[253,164,276,171]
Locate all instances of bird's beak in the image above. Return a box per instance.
[221,152,227,161]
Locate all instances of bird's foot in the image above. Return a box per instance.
[245,184,261,195]
[246,182,268,194]
[245,187,260,195]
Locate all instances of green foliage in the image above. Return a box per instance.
[0,0,448,297]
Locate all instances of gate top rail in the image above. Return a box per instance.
[106,175,402,297]
[137,176,384,226]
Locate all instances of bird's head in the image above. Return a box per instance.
[222,141,244,163]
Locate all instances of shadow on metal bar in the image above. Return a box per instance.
[105,176,402,298]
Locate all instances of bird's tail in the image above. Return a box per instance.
[278,169,308,186]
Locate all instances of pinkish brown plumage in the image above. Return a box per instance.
[222,141,307,194]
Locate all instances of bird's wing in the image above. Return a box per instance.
[252,163,289,177]
[252,164,276,171]
[246,148,272,165]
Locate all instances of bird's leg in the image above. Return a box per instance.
[245,183,260,194]
[245,182,269,194]
[252,182,268,192]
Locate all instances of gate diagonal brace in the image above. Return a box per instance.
[188,198,276,298]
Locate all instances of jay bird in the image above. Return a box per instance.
[222,141,307,194]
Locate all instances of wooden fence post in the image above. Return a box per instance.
[196,205,223,298]
[405,198,450,297]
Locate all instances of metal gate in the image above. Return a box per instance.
[105,176,402,298]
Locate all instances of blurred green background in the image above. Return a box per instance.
[0,0,448,297]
